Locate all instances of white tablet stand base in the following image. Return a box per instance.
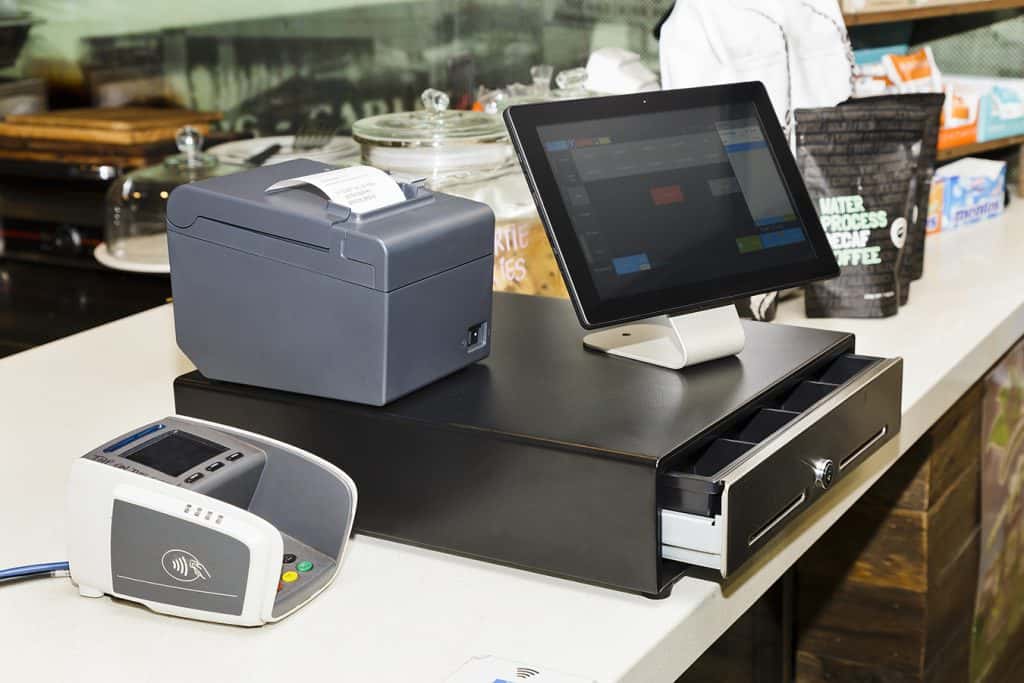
[583,304,746,370]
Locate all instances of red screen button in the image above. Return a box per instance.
[650,185,684,206]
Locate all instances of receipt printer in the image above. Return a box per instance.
[67,416,357,626]
[166,160,495,405]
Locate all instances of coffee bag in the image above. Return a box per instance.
[796,106,927,318]
[840,93,944,304]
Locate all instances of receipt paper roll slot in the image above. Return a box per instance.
[66,416,357,626]
[166,160,495,406]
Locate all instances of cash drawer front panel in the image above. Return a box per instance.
[840,425,888,471]
[660,354,900,515]
[721,356,902,574]
[748,491,806,546]
[659,354,902,576]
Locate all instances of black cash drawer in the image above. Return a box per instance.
[175,293,903,597]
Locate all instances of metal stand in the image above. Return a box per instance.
[583,304,746,370]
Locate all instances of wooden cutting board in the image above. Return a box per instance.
[0,147,167,169]
[4,107,221,130]
[0,107,221,145]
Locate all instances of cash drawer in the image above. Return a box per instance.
[660,353,902,577]
[176,292,904,597]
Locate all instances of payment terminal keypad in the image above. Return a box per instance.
[275,534,335,612]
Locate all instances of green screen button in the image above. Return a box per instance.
[296,560,314,573]
[736,235,763,253]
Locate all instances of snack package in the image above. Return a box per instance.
[852,62,892,99]
[860,45,976,151]
[927,157,1006,233]
[938,82,981,149]
[796,106,927,318]
[926,176,944,234]
[882,46,942,94]
[852,45,905,98]
[841,93,944,304]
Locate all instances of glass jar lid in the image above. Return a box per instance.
[118,126,242,189]
[353,89,507,148]
[102,126,245,270]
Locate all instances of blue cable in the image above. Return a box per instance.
[0,561,70,581]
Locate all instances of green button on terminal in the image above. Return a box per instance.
[296,560,313,573]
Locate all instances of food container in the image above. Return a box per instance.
[353,88,568,299]
[0,12,35,69]
[99,126,245,272]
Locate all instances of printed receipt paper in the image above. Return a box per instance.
[265,166,406,214]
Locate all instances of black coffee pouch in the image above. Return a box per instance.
[796,105,927,318]
[840,93,944,304]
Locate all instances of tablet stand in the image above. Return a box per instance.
[582,305,746,370]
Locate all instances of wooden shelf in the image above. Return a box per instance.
[843,0,1024,26]
[937,134,1024,161]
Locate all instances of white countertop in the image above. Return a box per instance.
[3,206,1023,682]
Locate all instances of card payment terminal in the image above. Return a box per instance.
[66,416,357,626]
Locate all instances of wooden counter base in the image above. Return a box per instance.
[796,383,983,681]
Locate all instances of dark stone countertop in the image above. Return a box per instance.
[0,260,171,358]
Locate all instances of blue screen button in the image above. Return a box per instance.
[760,227,805,249]
[612,253,652,275]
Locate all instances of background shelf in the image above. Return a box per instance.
[937,135,1024,161]
[844,0,1024,26]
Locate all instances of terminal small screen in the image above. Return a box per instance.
[537,103,815,302]
[125,431,225,477]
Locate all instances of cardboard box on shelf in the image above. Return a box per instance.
[946,75,1024,142]
[927,157,1005,234]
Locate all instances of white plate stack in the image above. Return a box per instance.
[207,135,362,167]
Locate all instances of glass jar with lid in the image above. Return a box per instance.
[352,88,568,299]
[99,126,245,273]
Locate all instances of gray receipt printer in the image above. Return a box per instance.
[166,160,495,406]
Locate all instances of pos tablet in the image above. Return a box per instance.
[504,82,838,369]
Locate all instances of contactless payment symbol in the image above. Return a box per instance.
[161,549,211,583]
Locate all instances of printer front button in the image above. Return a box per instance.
[296,561,313,573]
[282,553,297,565]
[282,571,299,583]
[184,472,204,484]
[226,452,244,462]
[205,461,224,472]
